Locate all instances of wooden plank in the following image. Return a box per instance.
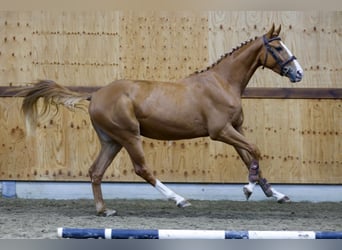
[0,98,341,184]
[242,87,342,99]
[1,86,341,99]
[1,11,341,89]
[208,11,342,88]
[0,11,341,185]
[118,11,209,81]
[0,12,33,86]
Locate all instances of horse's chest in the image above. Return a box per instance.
[217,97,243,126]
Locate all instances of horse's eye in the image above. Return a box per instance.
[275,46,283,51]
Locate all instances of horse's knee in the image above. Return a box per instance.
[249,144,261,160]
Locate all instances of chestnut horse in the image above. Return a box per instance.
[20,24,303,216]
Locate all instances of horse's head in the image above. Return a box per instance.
[260,24,303,83]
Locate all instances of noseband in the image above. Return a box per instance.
[262,35,296,76]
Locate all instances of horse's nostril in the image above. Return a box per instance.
[297,71,303,80]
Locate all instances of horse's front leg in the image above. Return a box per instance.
[213,124,290,203]
[234,147,289,203]
[233,125,290,203]
[233,146,258,199]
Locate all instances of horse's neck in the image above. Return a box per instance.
[210,39,262,94]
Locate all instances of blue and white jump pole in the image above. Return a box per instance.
[57,228,342,239]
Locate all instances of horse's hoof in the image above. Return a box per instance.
[98,209,117,217]
[277,196,291,204]
[177,199,191,208]
[243,186,252,200]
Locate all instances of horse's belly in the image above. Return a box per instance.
[139,117,208,140]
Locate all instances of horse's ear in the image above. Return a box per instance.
[266,23,275,38]
[274,25,281,36]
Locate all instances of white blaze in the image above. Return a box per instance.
[280,41,303,76]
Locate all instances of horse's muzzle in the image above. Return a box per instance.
[285,67,303,83]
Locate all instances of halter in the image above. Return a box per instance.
[262,35,297,76]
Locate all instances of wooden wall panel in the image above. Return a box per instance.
[208,11,342,88]
[0,12,33,86]
[0,11,341,184]
[30,11,121,86]
[118,11,208,81]
[242,99,341,183]
[2,11,341,88]
[0,98,340,184]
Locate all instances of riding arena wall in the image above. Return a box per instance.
[0,11,341,184]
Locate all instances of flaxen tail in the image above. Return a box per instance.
[19,80,91,135]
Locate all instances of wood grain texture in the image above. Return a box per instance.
[208,11,342,88]
[0,11,341,184]
[1,11,341,87]
[0,98,340,184]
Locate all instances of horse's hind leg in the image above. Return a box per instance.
[122,135,191,208]
[88,129,122,216]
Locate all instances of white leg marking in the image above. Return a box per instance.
[155,179,186,205]
[246,182,256,193]
[271,187,286,200]
[243,181,256,200]
[96,202,104,212]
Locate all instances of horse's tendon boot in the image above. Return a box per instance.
[259,178,273,197]
[248,160,259,182]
